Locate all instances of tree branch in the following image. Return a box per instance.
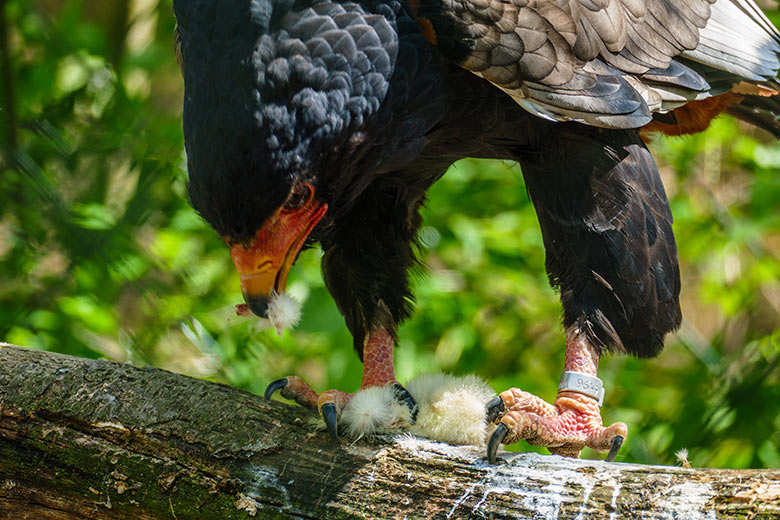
[1,344,778,519]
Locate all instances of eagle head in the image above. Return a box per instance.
[174,0,400,317]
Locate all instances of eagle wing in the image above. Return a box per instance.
[422,0,780,127]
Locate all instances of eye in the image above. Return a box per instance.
[283,183,313,211]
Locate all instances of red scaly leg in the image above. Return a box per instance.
[487,327,627,462]
[359,327,397,389]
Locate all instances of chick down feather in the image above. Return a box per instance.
[340,373,497,446]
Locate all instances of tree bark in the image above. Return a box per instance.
[1,344,778,520]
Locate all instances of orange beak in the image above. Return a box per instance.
[230,189,327,317]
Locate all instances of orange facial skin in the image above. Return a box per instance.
[229,186,327,316]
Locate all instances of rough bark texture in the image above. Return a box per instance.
[1,344,779,520]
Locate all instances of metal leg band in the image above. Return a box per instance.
[558,371,605,406]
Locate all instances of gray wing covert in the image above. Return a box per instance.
[423,0,715,127]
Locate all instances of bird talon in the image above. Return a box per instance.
[264,377,288,400]
[321,402,339,441]
[485,395,506,424]
[605,434,624,462]
[390,382,418,423]
[487,422,509,464]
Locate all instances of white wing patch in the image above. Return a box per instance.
[683,0,780,81]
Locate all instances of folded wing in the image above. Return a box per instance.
[422,0,780,128]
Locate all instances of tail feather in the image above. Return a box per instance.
[727,94,780,138]
[646,0,780,140]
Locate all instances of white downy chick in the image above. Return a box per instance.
[340,386,414,439]
[340,373,497,447]
[406,373,496,447]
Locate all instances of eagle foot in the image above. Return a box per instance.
[486,387,627,463]
[264,375,417,441]
[265,329,410,440]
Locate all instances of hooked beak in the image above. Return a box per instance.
[230,188,327,318]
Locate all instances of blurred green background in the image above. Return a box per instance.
[1,0,778,469]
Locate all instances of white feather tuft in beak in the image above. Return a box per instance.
[266,293,302,335]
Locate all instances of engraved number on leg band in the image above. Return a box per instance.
[558,371,605,406]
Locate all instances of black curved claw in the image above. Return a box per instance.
[391,382,418,423]
[264,378,288,400]
[321,403,339,441]
[485,396,506,424]
[487,423,509,464]
[605,434,624,462]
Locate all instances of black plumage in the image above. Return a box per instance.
[519,123,681,356]
[174,0,780,364]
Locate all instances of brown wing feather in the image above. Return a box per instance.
[420,0,716,127]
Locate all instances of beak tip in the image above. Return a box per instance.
[244,293,270,318]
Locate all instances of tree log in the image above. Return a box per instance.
[1,344,779,520]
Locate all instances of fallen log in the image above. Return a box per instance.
[1,344,778,519]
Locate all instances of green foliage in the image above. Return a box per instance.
[1,0,778,469]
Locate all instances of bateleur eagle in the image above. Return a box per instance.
[173,0,780,461]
